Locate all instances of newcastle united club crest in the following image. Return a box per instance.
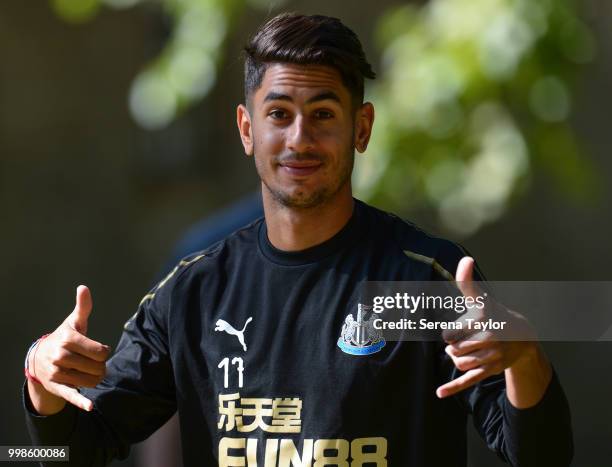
[337,304,386,355]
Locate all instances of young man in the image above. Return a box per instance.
[23,13,572,466]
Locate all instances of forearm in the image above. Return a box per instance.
[23,383,125,467]
[505,342,553,409]
[501,367,573,467]
[465,344,572,466]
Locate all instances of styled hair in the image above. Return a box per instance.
[244,13,376,105]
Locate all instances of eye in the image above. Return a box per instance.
[314,109,334,119]
[268,109,288,120]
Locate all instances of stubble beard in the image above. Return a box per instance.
[256,148,355,210]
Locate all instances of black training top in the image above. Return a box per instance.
[24,199,573,466]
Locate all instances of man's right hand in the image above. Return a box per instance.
[27,285,111,415]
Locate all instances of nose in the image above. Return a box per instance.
[286,115,315,154]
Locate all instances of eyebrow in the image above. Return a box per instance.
[263,91,342,104]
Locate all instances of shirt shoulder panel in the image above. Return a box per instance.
[137,216,264,312]
[363,203,484,281]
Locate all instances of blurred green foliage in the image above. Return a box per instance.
[355,0,599,234]
[50,0,286,129]
[50,0,599,235]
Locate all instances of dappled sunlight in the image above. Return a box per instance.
[354,0,597,234]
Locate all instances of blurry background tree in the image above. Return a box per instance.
[49,0,600,235]
[49,0,288,130]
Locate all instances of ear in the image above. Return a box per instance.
[353,102,375,153]
[237,104,254,156]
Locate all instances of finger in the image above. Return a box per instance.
[442,325,475,344]
[442,317,483,343]
[67,285,93,335]
[447,347,496,373]
[445,334,495,357]
[65,334,110,362]
[442,306,488,343]
[56,351,107,377]
[51,383,94,412]
[50,367,104,388]
[436,367,489,398]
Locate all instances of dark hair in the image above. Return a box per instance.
[244,13,376,105]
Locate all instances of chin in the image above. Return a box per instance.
[273,187,329,209]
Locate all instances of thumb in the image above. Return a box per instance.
[455,256,477,298]
[69,285,93,335]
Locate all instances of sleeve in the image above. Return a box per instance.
[450,366,573,466]
[23,260,189,467]
[436,241,574,466]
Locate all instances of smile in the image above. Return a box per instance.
[279,162,322,177]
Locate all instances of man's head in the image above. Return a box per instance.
[237,13,376,210]
[243,13,376,109]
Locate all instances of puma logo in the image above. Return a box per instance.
[215,317,253,351]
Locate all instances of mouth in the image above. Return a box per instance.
[278,160,323,177]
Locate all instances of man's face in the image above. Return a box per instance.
[237,63,373,209]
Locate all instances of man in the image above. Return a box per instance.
[23,13,572,466]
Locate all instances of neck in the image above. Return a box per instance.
[262,185,354,252]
